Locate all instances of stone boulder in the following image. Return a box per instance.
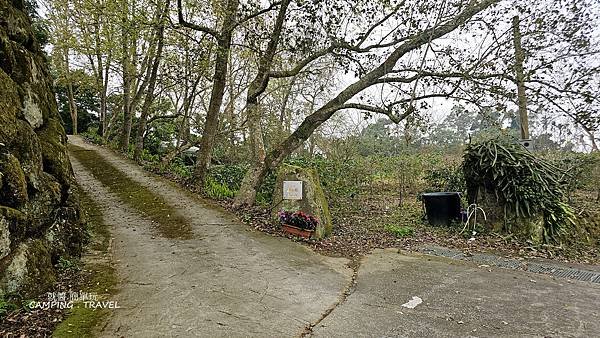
[272,164,332,239]
[0,0,83,298]
[468,187,544,244]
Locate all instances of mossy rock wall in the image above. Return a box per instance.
[272,164,332,239]
[0,0,83,298]
[469,188,543,243]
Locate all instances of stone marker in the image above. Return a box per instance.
[272,164,332,239]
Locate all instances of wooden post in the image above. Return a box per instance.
[512,16,529,140]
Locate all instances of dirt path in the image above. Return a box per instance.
[68,136,351,337]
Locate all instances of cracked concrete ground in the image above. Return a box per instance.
[69,136,600,337]
[312,249,600,337]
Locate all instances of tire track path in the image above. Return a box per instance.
[68,136,351,337]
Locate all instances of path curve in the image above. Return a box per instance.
[68,136,351,337]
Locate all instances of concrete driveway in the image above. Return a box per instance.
[313,249,600,337]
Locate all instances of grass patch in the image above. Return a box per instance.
[68,144,192,239]
[384,224,415,237]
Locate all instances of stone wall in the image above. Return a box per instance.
[0,0,84,298]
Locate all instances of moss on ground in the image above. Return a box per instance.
[52,263,117,338]
[55,142,196,336]
[68,144,192,239]
[52,306,108,337]
[52,185,117,338]
[78,184,109,252]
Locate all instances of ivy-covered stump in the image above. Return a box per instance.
[463,136,575,244]
[272,164,332,239]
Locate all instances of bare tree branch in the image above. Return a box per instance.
[176,0,219,39]
[232,1,282,29]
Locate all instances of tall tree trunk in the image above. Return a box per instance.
[513,15,529,140]
[63,48,78,135]
[232,0,290,205]
[584,128,599,152]
[193,0,239,188]
[278,76,296,135]
[225,52,237,148]
[120,0,132,151]
[95,53,105,136]
[97,50,111,138]
[133,0,169,162]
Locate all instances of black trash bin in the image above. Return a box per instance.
[422,192,461,226]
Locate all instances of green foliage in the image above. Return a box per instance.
[169,157,192,178]
[56,257,79,271]
[81,128,104,145]
[204,177,234,200]
[256,170,277,205]
[0,295,17,318]
[424,164,465,193]
[23,0,50,47]
[543,151,600,194]
[463,136,576,242]
[208,165,247,191]
[286,156,369,198]
[54,70,99,134]
[384,224,414,237]
[144,119,178,155]
[141,149,159,163]
[428,104,477,148]
[354,118,404,156]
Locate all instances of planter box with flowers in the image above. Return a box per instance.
[272,164,333,239]
[278,210,319,239]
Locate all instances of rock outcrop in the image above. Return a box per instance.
[0,0,84,298]
[272,164,332,239]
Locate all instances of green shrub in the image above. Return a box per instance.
[56,256,79,271]
[424,164,465,193]
[544,151,600,194]
[169,157,192,178]
[463,136,576,242]
[0,295,17,318]
[80,128,104,145]
[384,224,414,237]
[204,177,234,200]
[208,165,247,191]
[256,170,277,205]
[287,156,368,198]
[141,149,159,163]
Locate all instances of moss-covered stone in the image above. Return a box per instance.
[0,0,81,299]
[471,188,544,243]
[0,218,10,260]
[0,205,26,238]
[0,239,56,298]
[0,154,28,207]
[38,118,71,186]
[12,119,43,189]
[272,164,333,239]
[0,71,20,143]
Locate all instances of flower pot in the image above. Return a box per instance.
[281,224,314,239]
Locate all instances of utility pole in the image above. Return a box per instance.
[512,15,530,141]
